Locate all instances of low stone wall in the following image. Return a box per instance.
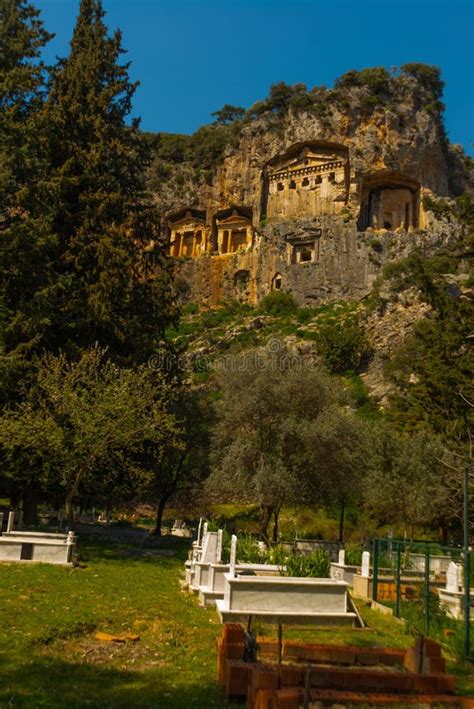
[281,539,343,561]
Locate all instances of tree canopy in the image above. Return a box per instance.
[45,0,176,362]
[0,347,178,526]
[207,347,371,541]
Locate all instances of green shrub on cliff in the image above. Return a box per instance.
[422,195,453,219]
[316,319,370,373]
[259,291,297,316]
[401,63,444,101]
[335,66,390,96]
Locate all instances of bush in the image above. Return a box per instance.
[345,373,382,421]
[259,291,297,316]
[402,593,449,636]
[296,307,316,324]
[316,319,370,372]
[266,544,287,566]
[335,67,390,96]
[211,105,245,124]
[284,549,331,578]
[401,63,444,101]
[155,133,192,163]
[182,302,199,315]
[235,533,267,564]
[422,195,453,219]
[370,238,383,252]
[344,544,363,566]
[188,124,235,169]
[200,303,247,329]
[456,193,474,227]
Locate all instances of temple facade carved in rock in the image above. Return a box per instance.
[163,139,458,307]
[265,143,349,220]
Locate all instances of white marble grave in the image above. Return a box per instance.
[185,531,220,589]
[229,534,237,578]
[0,525,76,565]
[330,548,359,585]
[361,551,370,578]
[438,561,473,619]
[198,562,284,607]
[215,574,357,625]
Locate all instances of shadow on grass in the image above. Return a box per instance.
[0,657,227,708]
[77,537,190,565]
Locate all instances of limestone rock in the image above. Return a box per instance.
[148,75,470,308]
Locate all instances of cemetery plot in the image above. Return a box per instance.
[0,511,77,565]
[184,531,360,626]
[330,548,360,585]
[0,535,472,706]
[199,562,284,607]
[216,573,358,626]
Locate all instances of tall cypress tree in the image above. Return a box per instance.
[46,0,175,362]
[0,0,55,403]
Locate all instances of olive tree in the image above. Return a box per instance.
[0,347,178,527]
[207,345,370,541]
[363,427,448,538]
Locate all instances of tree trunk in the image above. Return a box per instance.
[152,496,168,537]
[440,521,449,545]
[65,491,75,531]
[259,504,273,542]
[22,486,39,527]
[272,503,282,543]
[338,498,346,543]
[65,470,83,531]
[272,515,278,542]
[10,491,21,509]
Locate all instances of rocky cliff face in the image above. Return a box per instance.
[147,66,472,307]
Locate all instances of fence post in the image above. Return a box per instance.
[424,543,430,634]
[395,541,401,618]
[372,538,379,602]
[464,549,471,661]
[463,463,471,662]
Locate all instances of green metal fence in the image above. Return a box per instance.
[372,538,473,663]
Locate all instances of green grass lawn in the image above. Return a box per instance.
[0,539,225,708]
[0,539,472,707]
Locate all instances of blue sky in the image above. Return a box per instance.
[38,0,474,155]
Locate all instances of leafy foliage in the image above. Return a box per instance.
[422,195,453,219]
[363,428,448,531]
[0,347,178,526]
[207,347,371,541]
[379,247,473,539]
[401,63,445,102]
[258,291,297,316]
[344,544,363,566]
[284,549,331,578]
[315,318,370,373]
[0,0,55,402]
[383,256,473,442]
[211,104,245,124]
[45,0,176,362]
[335,67,390,96]
[142,389,212,535]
